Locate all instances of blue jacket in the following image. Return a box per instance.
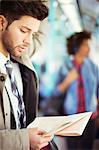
[55,58,99,115]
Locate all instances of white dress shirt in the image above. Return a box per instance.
[0,52,23,129]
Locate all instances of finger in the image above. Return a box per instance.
[38,129,47,135]
[28,127,38,134]
[40,135,53,144]
[43,133,54,139]
[40,142,49,149]
[38,130,54,138]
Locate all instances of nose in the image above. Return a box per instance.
[23,34,33,46]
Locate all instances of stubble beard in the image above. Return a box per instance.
[2,30,14,54]
[2,30,21,57]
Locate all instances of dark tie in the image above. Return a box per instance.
[5,60,26,128]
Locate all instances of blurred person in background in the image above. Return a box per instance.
[39,31,99,150]
[55,31,99,150]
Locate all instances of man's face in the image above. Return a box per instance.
[1,16,40,57]
[78,40,90,58]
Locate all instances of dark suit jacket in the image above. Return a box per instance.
[11,60,38,128]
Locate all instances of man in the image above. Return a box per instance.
[0,0,53,150]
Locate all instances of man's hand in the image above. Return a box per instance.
[28,128,53,150]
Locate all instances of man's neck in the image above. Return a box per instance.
[0,42,9,57]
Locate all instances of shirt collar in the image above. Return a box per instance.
[0,52,10,66]
[73,59,82,71]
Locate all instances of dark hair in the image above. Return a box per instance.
[0,0,48,25]
[67,31,91,55]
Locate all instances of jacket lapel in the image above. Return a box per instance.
[19,63,38,126]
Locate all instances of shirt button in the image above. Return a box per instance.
[5,113,8,116]
[0,76,5,82]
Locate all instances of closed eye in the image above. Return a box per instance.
[20,29,28,33]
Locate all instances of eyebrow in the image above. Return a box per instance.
[21,26,31,31]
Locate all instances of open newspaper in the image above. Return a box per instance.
[28,112,92,136]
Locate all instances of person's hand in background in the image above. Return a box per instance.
[58,68,78,93]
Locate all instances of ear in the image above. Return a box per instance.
[0,15,8,32]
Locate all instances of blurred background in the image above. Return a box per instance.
[32,0,99,68]
[30,0,99,149]
[31,0,99,94]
